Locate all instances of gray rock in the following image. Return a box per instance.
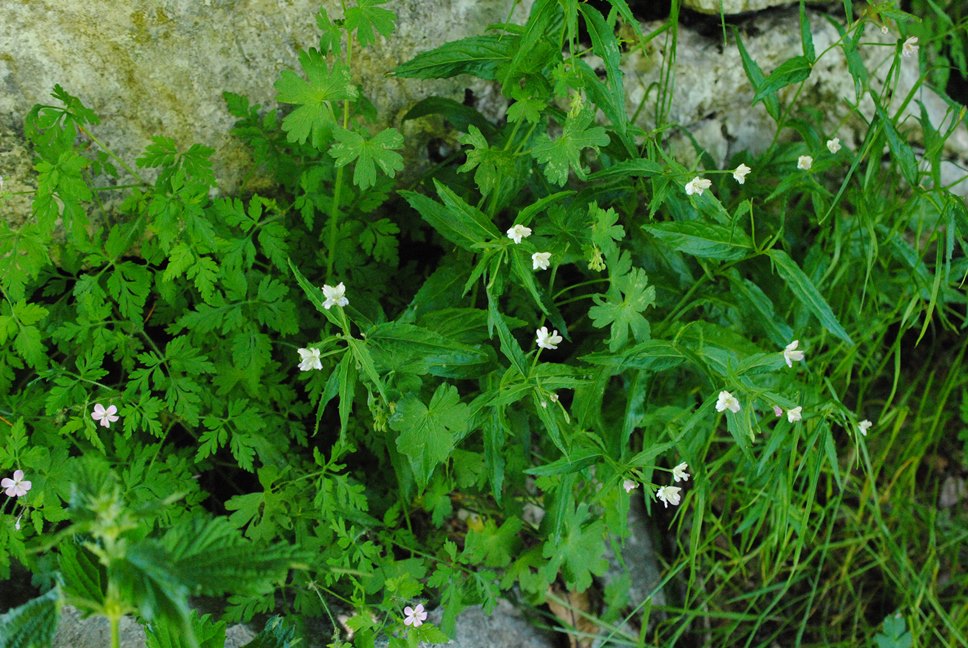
[625,9,968,196]
[53,605,146,648]
[376,598,555,648]
[683,0,806,15]
[0,0,529,198]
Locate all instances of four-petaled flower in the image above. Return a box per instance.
[715,390,741,413]
[506,224,532,244]
[623,479,638,493]
[298,347,323,372]
[91,403,120,429]
[321,282,348,309]
[2,470,31,498]
[787,406,803,423]
[826,137,841,154]
[403,603,428,627]
[656,485,682,508]
[783,340,805,368]
[535,326,562,350]
[532,252,551,271]
[902,36,918,57]
[672,462,690,483]
[797,155,813,171]
[684,176,712,196]
[858,419,873,436]
[733,164,751,184]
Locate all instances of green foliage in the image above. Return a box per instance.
[1,2,966,648]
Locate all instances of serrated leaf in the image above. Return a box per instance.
[147,610,226,648]
[531,110,610,186]
[589,267,655,352]
[394,35,516,80]
[767,249,853,344]
[752,55,812,103]
[542,503,608,592]
[107,261,151,319]
[0,587,61,648]
[328,127,404,190]
[344,0,395,47]
[275,50,357,148]
[644,221,753,261]
[390,383,469,490]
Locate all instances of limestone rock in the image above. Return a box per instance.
[624,9,968,196]
[0,0,528,198]
[683,0,803,15]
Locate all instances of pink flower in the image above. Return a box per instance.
[2,470,32,498]
[91,403,120,428]
[403,603,428,627]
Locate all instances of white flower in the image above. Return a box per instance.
[321,282,348,309]
[297,347,323,372]
[506,224,532,244]
[531,252,551,271]
[91,403,119,429]
[732,163,751,184]
[623,479,638,493]
[881,25,890,35]
[2,470,31,498]
[403,603,428,627]
[715,390,741,413]
[672,462,690,483]
[797,155,813,171]
[826,137,841,154]
[684,176,712,196]
[787,406,803,423]
[902,36,919,58]
[535,326,563,350]
[783,340,805,368]
[656,485,682,508]
[858,419,873,436]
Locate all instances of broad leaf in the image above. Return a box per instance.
[391,383,470,490]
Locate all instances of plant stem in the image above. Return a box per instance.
[326,32,354,278]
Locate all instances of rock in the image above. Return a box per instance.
[0,0,529,199]
[52,605,146,648]
[683,0,804,15]
[624,8,968,196]
[376,598,555,648]
[595,499,665,646]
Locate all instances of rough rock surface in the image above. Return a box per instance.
[0,0,529,197]
[683,0,805,15]
[375,598,555,648]
[624,9,968,195]
[51,605,256,648]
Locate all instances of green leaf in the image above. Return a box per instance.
[460,517,522,568]
[391,383,470,490]
[752,55,812,103]
[800,1,816,62]
[359,217,400,265]
[343,0,395,47]
[531,109,610,186]
[644,221,753,261]
[875,104,919,187]
[767,249,854,344]
[329,127,404,190]
[241,616,299,648]
[0,587,61,648]
[400,180,500,250]
[275,50,357,148]
[147,610,226,648]
[458,125,512,197]
[578,4,628,136]
[367,321,491,378]
[402,96,496,133]
[0,223,49,302]
[107,261,151,319]
[542,503,608,592]
[589,267,656,352]
[734,29,780,122]
[394,35,517,80]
